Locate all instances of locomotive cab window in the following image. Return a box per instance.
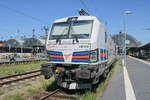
[49,22,70,39]
[49,20,93,40]
[70,20,93,39]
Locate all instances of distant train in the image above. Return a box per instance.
[41,9,117,89]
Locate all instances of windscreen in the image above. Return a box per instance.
[50,22,69,39]
[49,20,93,39]
[70,20,93,38]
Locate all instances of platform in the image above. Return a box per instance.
[97,56,150,100]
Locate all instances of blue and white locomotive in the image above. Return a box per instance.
[41,9,116,89]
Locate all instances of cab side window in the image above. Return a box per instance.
[105,32,107,43]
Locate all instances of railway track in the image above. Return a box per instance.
[0,59,48,66]
[39,89,78,100]
[0,69,41,86]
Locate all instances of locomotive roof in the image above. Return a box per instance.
[54,16,98,23]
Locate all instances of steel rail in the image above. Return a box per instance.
[39,89,78,100]
[0,69,41,80]
[0,59,48,66]
[39,88,60,100]
[0,69,41,86]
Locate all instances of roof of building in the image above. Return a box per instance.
[3,39,21,47]
[140,42,150,49]
[112,32,141,48]
[2,37,46,48]
[127,42,150,52]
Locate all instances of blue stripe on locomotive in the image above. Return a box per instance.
[100,49,104,61]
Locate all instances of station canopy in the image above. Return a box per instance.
[3,39,21,48]
[22,38,43,48]
[140,42,150,50]
[3,38,44,48]
[112,32,141,48]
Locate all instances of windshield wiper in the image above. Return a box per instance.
[55,28,68,44]
[72,35,79,44]
[56,38,61,44]
[70,27,79,44]
[75,36,79,43]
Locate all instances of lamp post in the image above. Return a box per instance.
[43,26,49,58]
[36,35,38,58]
[123,11,132,66]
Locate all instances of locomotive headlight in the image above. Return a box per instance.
[90,49,98,62]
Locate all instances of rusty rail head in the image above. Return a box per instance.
[0,69,41,80]
[39,89,60,100]
[0,73,41,86]
[0,58,48,66]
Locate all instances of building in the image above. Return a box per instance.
[112,32,141,54]
[127,42,150,59]
[0,36,46,54]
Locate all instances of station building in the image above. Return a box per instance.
[112,32,141,54]
[127,42,150,60]
[0,36,46,58]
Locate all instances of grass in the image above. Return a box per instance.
[40,76,55,90]
[7,84,14,91]
[146,90,150,94]
[0,60,55,100]
[3,92,26,100]
[26,86,42,94]
[0,61,47,76]
[147,58,150,62]
[22,83,32,87]
[0,89,4,95]
[1,77,55,100]
[1,60,118,100]
[80,60,118,100]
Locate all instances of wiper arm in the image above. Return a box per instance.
[72,35,79,44]
[75,36,79,43]
[70,27,79,44]
[56,38,60,44]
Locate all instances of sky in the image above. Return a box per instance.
[0,0,149,44]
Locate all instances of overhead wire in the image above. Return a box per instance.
[0,3,49,25]
[79,0,109,31]
[79,0,91,14]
